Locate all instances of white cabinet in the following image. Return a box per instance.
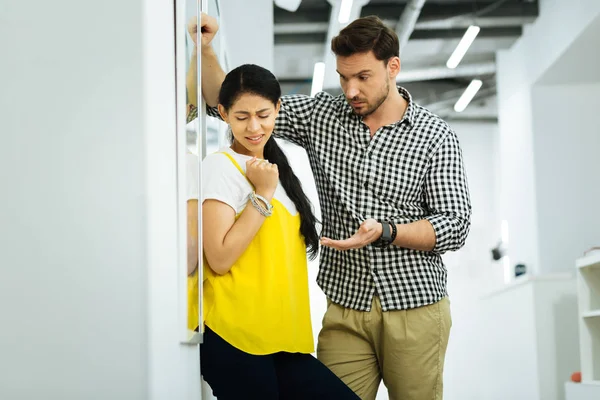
[565,252,600,400]
[576,252,600,377]
[480,274,580,400]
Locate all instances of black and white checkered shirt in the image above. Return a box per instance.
[207,86,471,311]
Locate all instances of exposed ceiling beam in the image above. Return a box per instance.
[444,116,498,123]
[274,1,538,24]
[274,22,329,34]
[412,26,522,39]
[396,0,426,55]
[276,62,497,84]
[396,62,496,83]
[415,15,536,29]
[423,86,497,110]
[275,26,522,45]
[274,16,535,35]
[361,1,539,20]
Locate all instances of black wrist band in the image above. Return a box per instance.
[373,221,393,248]
[389,221,397,243]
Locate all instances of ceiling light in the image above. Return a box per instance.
[274,0,302,12]
[454,79,482,112]
[446,25,480,69]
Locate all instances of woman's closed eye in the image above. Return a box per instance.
[236,114,271,121]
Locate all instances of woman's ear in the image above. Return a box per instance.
[275,100,281,115]
[217,104,228,123]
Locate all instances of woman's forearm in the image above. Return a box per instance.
[201,46,225,107]
[186,46,199,107]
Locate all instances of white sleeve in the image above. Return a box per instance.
[186,152,199,200]
[202,153,248,212]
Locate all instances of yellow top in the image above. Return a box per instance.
[189,152,314,355]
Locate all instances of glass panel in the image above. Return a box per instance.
[178,0,202,343]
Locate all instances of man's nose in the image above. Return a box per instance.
[346,85,359,99]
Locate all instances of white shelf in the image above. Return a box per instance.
[565,381,600,400]
[581,380,600,385]
[582,310,600,318]
[577,251,600,269]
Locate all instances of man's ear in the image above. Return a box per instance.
[388,56,401,80]
[217,104,228,123]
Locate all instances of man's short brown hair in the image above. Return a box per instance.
[331,16,400,62]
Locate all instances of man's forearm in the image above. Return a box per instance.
[186,46,198,107]
[392,220,436,252]
[201,46,226,107]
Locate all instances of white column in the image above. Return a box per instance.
[495,0,600,276]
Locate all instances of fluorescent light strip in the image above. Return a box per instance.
[454,79,482,112]
[338,0,353,24]
[310,62,325,97]
[446,25,480,69]
[501,220,510,244]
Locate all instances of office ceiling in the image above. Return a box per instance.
[273,0,539,121]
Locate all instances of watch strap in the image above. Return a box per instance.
[373,221,392,248]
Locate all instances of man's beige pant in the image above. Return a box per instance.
[317,296,451,400]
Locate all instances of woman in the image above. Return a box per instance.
[199,64,358,399]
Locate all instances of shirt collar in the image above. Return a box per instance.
[343,86,416,127]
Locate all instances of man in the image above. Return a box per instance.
[197,13,471,400]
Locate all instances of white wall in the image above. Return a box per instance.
[496,0,600,276]
[0,1,201,399]
[219,0,274,70]
[531,83,600,274]
[442,122,503,400]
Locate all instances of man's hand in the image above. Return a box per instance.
[320,219,383,251]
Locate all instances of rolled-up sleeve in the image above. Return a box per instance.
[424,131,472,253]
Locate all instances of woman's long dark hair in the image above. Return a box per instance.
[219,64,319,260]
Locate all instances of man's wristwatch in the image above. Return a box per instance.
[372,221,397,248]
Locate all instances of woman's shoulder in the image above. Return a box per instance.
[203,149,236,169]
[202,149,249,186]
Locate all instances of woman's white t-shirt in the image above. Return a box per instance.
[202,147,298,216]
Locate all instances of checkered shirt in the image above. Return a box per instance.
[207,86,471,311]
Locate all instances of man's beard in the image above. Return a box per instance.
[349,81,390,117]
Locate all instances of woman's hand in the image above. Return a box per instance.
[200,12,219,48]
[186,13,218,48]
[246,158,279,199]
